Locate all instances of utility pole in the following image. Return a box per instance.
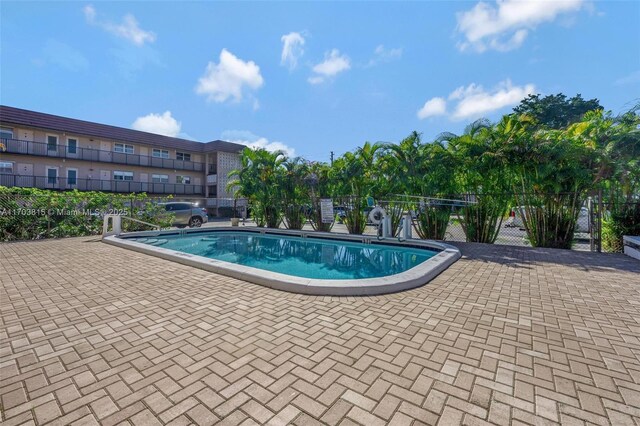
[330,151,334,166]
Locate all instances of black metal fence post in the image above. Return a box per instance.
[597,189,603,253]
[589,196,595,252]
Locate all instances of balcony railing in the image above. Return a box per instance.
[1,174,204,195]
[1,138,205,172]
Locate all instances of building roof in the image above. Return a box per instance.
[0,105,245,154]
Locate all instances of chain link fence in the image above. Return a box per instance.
[0,192,207,241]
[2,189,637,252]
[297,193,628,252]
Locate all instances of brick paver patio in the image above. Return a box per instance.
[1,237,640,425]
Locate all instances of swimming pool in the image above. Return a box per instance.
[103,228,461,295]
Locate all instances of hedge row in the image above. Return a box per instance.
[0,187,173,241]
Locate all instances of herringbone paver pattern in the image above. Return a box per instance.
[1,238,640,425]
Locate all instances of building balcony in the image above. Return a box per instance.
[1,174,204,195]
[207,174,217,184]
[1,138,205,172]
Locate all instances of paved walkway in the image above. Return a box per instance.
[1,238,639,425]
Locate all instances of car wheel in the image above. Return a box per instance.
[189,216,203,228]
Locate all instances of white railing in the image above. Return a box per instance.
[102,214,160,237]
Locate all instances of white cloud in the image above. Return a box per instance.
[367,45,403,67]
[451,80,536,120]
[83,4,96,22]
[84,4,156,46]
[417,97,447,119]
[131,111,181,137]
[308,49,350,84]
[417,79,536,121]
[307,76,325,85]
[245,138,296,157]
[221,130,296,157]
[456,0,585,52]
[281,32,305,70]
[195,49,264,103]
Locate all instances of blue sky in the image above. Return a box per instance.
[1,1,639,162]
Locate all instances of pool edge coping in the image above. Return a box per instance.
[103,227,461,296]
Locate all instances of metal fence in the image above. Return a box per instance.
[2,138,205,171]
[1,175,205,195]
[589,197,640,253]
[301,193,638,253]
[0,193,208,241]
[2,190,637,252]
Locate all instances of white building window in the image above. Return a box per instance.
[114,143,134,154]
[46,167,58,184]
[0,127,13,140]
[152,174,169,183]
[176,152,191,161]
[67,138,78,155]
[114,171,134,181]
[67,169,78,185]
[47,135,58,151]
[176,175,191,184]
[0,161,13,174]
[152,149,169,159]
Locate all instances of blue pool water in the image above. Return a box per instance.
[128,231,438,280]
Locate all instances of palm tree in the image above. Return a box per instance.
[496,113,596,249]
[228,147,286,228]
[330,142,384,234]
[280,157,310,230]
[306,162,335,232]
[381,131,424,195]
[442,119,510,243]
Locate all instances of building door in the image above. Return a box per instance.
[99,141,112,163]
[46,167,58,189]
[17,163,33,175]
[67,169,78,188]
[100,170,111,191]
[16,163,33,187]
[17,130,33,154]
[139,173,148,192]
[139,147,149,166]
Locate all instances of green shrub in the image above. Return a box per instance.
[602,202,640,252]
[0,187,173,241]
[415,205,450,240]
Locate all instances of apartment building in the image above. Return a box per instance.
[0,105,245,215]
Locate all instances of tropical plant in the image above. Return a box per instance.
[440,119,511,243]
[380,131,425,196]
[413,140,456,240]
[306,162,335,232]
[588,105,640,250]
[0,187,173,241]
[280,157,309,230]
[228,147,286,228]
[331,142,383,234]
[495,111,601,248]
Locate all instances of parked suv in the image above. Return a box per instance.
[161,202,208,228]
